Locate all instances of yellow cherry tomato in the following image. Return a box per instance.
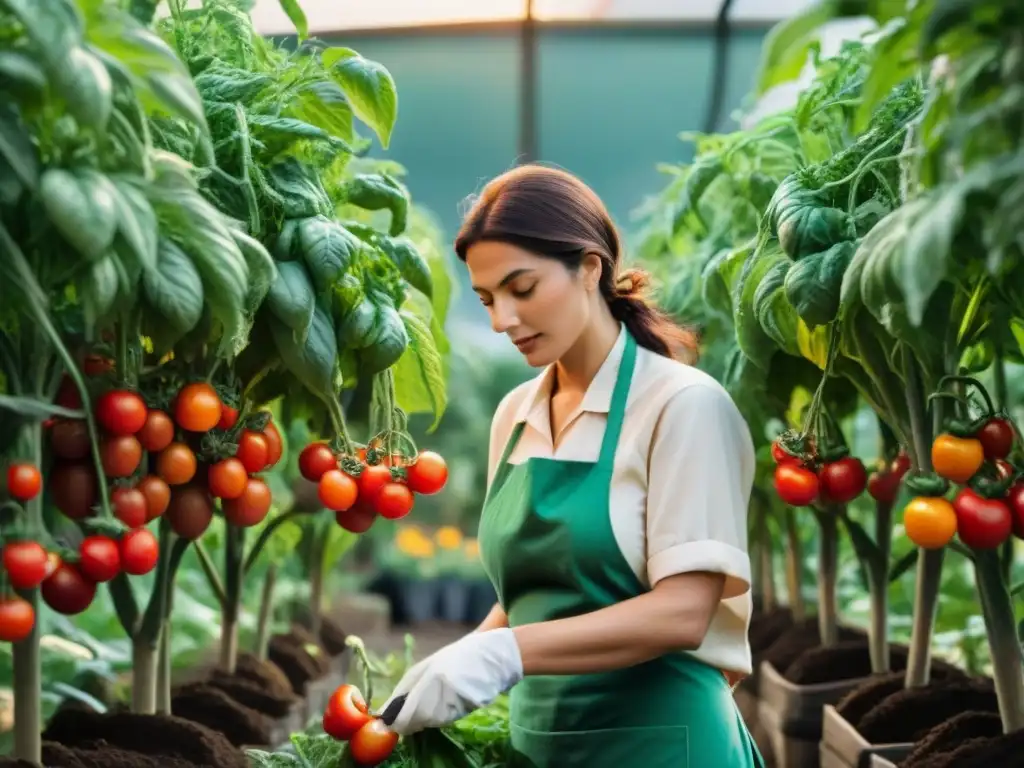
[903,496,958,549]
[931,433,984,484]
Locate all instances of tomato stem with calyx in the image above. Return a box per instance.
[902,347,945,689]
[346,635,387,707]
[936,374,996,416]
[327,396,356,457]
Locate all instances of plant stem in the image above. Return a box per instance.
[974,549,1024,732]
[131,640,159,714]
[12,423,41,764]
[157,621,172,714]
[784,506,805,622]
[255,565,277,661]
[869,498,893,673]
[309,529,326,639]
[903,347,944,688]
[193,540,226,606]
[221,525,245,673]
[818,509,839,646]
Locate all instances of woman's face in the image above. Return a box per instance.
[465,241,598,367]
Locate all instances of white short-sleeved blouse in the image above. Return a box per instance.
[486,326,756,675]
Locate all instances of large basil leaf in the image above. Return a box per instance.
[378,237,432,298]
[270,303,338,401]
[266,261,316,343]
[784,240,856,328]
[392,309,447,430]
[339,173,408,236]
[359,297,409,374]
[298,216,362,295]
[143,239,204,340]
[322,47,397,148]
[40,168,118,261]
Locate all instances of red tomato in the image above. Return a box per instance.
[977,418,1015,460]
[111,486,148,528]
[406,451,448,495]
[299,443,337,482]
[208,458,248,500]
[358,464,392,502]
[773,464,819,506]
[867,470,900,505]
[0,597,35,642]
[6,463,41,502]
[770,441,799,465]
[890,451,911,479]
[137,475,171,520]
[336,500,377,533]
[101,435,143,478]
[96,390,147,435]
[318,470,358,512]
[236,431,269,474]
[137,410,175,452]
[78,536,121,582]
[2,541,49,590]
[49,463,98,520]
[217,405,239,430]
[157,443,197,486]
[174,382,222,433]
[50,419,91,460]
[120,528,159,575]
[262,422,283,467]
[375,483,414,520]
[222,478,272,527]
[322,684,372,740]
[1007,482,1024,540]
[953,488,1012,550]
[41,562,96,615]
[818,457,867,504]
[349,718,398,765]
[83,354,114,376]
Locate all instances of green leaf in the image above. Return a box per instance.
[111,177,158,273]
[754,0,835,95]
[40,168,118,261]
[784,240,856,328]
[323,47,398,148]
[0,395,84,421]
[753,258,801,358]
[899,190,962,325]
[2,0,83,68]
[267,158,332,219]
[340,174,408,236]
[358,297,409,375]
[265,261,317,343]
[243,748,303,767]
[291,80,354,144]
[277,0,309,40]
[230,226,278,315]
[270,305,339,401]
[82,255,121,329]
[852,18,921,133]
[0,104,39,191]
[247,114,353,154]
[393,310,447,431]
[194,67,272,104]
[0,51,47,102]
[297,216,362,295]
[378,238,432,298]
[734,243,789,370]
[143,239,204,339]
[50,46,112,132]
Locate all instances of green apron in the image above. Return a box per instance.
[478,331,764,768]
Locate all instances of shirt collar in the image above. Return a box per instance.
[513,324,628,435]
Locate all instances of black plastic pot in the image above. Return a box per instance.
[464,579,498,625]
[396,577,441,625]
[436,576,471,623]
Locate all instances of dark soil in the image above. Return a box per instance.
[268,625,331,694]
[902,712,1024,767]
[207,668,296,718]
[234,652,296,700]
[171,681,272,747]
[38,709,245,768]
[759,617,865,676]
[901,711,1003,766]
[748,607,794,654]
[835,664,969,730]
[857,676,998,745]
[39,742,197,768]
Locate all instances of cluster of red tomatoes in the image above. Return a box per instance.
[905,416,1024,551]
[770,439,869,508]
[298,443,447,534]
[322,683,398,765]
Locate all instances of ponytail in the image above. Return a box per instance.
[606,268,699,364]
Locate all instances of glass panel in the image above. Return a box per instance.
[250,0,525,35]
[533,0,822,22]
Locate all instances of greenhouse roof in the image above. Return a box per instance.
[246,0,826,35]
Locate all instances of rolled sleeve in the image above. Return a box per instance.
[645,383,755,599]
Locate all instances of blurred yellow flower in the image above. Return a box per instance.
[464,538,480,559]
[435,526,463,551]
[395,525,434,557]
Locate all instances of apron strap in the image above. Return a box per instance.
[597,332,638,467]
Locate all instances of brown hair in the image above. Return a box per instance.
[454,164,699,362]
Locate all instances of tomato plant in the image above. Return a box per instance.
[49,463,98,520]
[120,529,159,576]
[0,598,35,643]
[137,475,171,521]
[406,451,448,495]
[49,420,90,459]
[318,469,358,512]
[263,422,283,467]
[174,382,222,433]
[2,541,48,590]
[96,390,147,436]
[358,464,392,503]
[218,405,239,430]
[78,536,121,583]
[976,418,1015,460]
[166,486,214,540]
[336,501,377,533]
[5,464,41,502]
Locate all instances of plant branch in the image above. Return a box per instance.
[193,540,226,607]
[974,549,1024,732]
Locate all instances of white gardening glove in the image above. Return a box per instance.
[380,627,523,736]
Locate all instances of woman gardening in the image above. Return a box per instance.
[380,165,763,767]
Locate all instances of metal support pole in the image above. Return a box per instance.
[518,0,538,163]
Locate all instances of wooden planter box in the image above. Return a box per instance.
[818,705,914,768]
[757,661,868,768]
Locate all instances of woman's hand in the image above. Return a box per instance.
[380,628,523,735]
